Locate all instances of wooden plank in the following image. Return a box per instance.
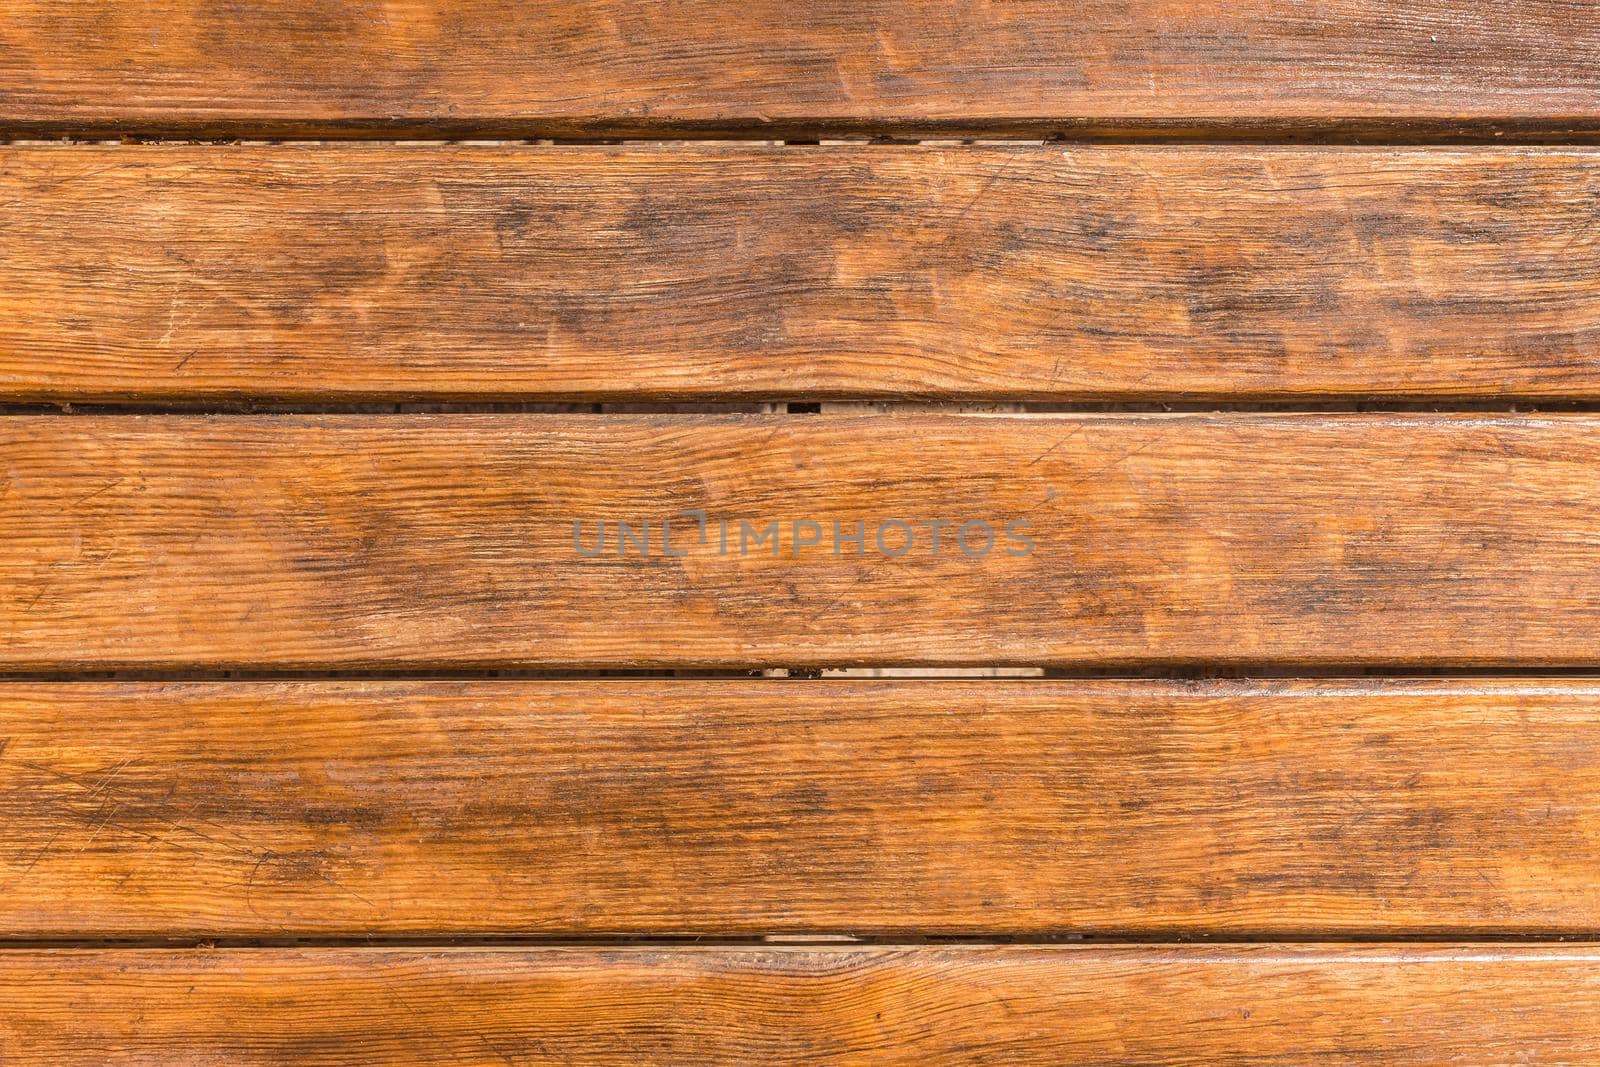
[5,146,1600,403]
[3,414,1600,669]
[3,946,1599,1064]
[1,680,1598,938]
[1,2,1599,137]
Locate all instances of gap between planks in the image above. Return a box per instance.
[8,121,1600,144]
[5,402,1600,416]
[3,934,1600,950]
[15,667,1600,682]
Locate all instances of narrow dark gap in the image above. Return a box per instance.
[4,932,1599,950]
[5,665,1600,682]
[5,116,1600,144]
[5,399,1600,416]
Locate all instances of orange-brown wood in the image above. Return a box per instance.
[5,145,1600,403]
[1,2,1599,137]
[4,946,1600,1064]
[0,680,1597,938]
[5,2,1599,1054]
[4,414,1600,669]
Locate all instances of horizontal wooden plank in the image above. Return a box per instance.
[5,146,1600,403]
[1,680,1597,938]
[3,414,1600,669]
[4,946,1599,1064]
[1,2,1599,137]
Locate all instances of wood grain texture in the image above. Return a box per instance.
[4,414,1600,669]
[6,146,1600,403]
[4,946,1600,1064]
[1,1,1599,137]
[1,680,1598,938]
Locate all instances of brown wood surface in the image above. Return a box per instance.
[1,2,1599,137]
[5,146,1600,403]
[6,2,1598,1055]
[1,680,1598,938]
[4,413,1600,668]
[4,946,1600,1064]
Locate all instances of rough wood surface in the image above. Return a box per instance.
[1,1,1598,137]
[0,680,1597,938]
[4,414,1600,669]
[5,146,1600,403]
[4,946,1600,1064]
